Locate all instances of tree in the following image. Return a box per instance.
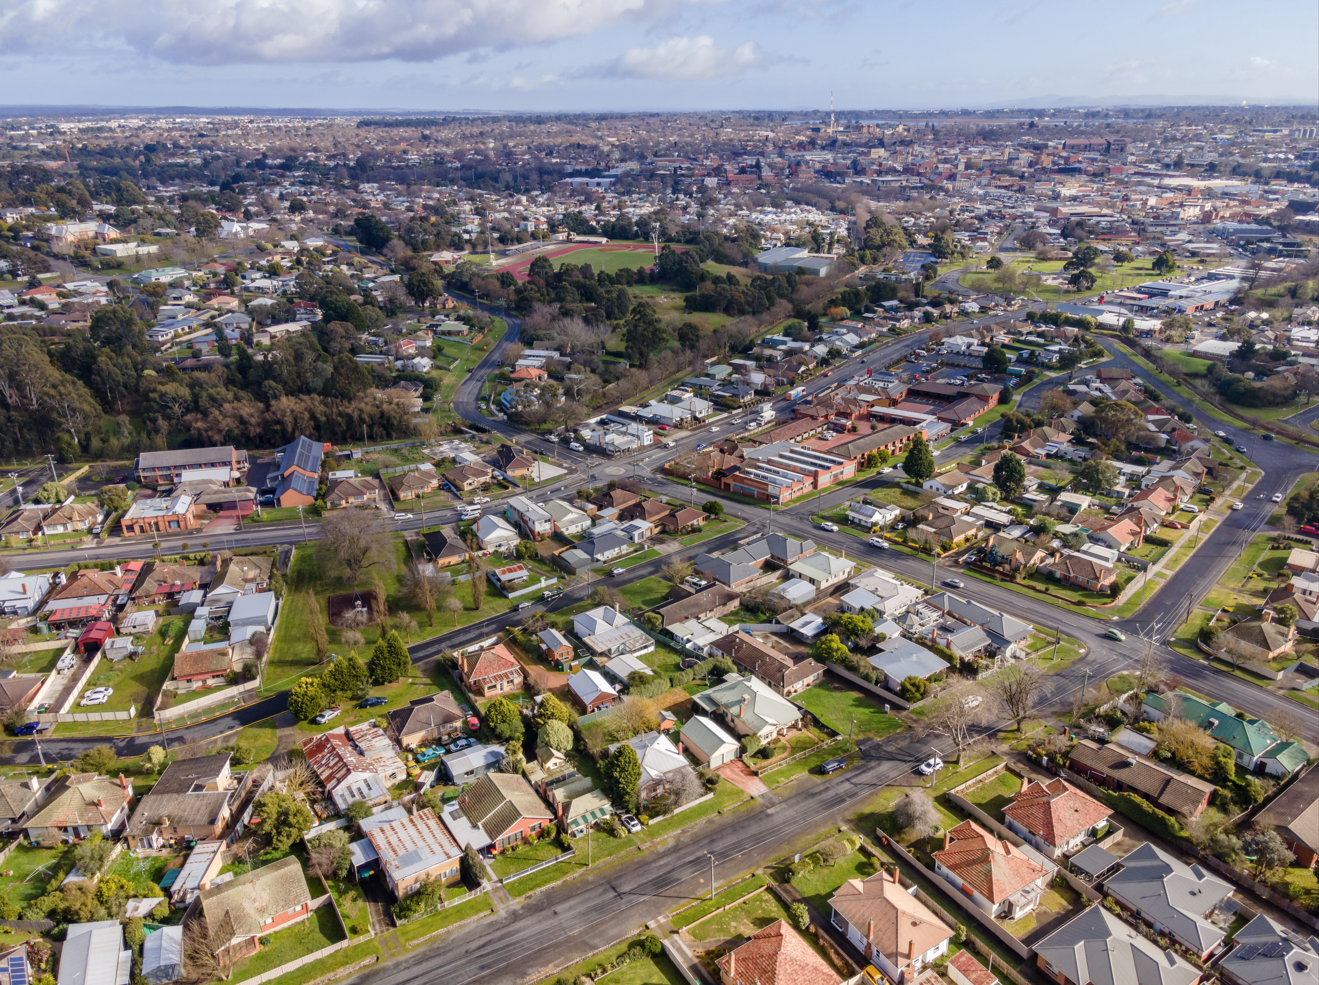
[182,914,225,985]
[287,678,326,720]
[353,214,394,252]
[1092,400,1145,441]
[322,650,368,696]
[623,302,668,367]
[304,590,329,662]
[982,346,1011,374]
[406,269,442,305]
[253,791,314,853]
[605,742,642,813]
[809,633,850,666]
[308,830,353,880]
[484,697,524,742]
[316,509,396,584]
[1156,717,1216,778]
[661,559,694,585]
[676,322,701,350]
[75,744,116,773]
[986,256,1004,271]
[461,844,489,887]
[703,500,724,517]
[992,452,1026,500]
[401,562,446,627]
[899,676,930,702]
[367,631,410,685]
[98,484,132,512]
[538,719,573,753]
[1273,603,1297,628]
[1152,251,1178,275]
[997,666,1044,728]
[1068,269,1097,292]
[903,434,935,483]
[345,799,373,823]
[892,791,940,838]
[1075,459,1120,494]
[73,832,113,877]
[469,554,487,611]
[534,692,573,729]
[35,481,65,505]
[1241,828,1294,879]
[922,688,987,763]
[443,596,465,625]
[142,745,167,773]
[1112,249,1134,265]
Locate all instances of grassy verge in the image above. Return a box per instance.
[396,893,495,944]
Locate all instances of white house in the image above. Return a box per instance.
[847,502,901,529]
[787,552,855,591]
[932,819,1053,920]
[543,499,591,535]
[506,496,553,538]
[849,568,925,618]
[0,571,51,617]
[475,515,520,551]
[922,473,970,497]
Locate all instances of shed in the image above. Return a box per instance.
[227,593,275,630]
[1069,844,1120,882]
[141,926,183,985]
[441,743,505,784]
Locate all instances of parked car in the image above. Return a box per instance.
[1236,444,1248,453]
[11,722,40,736]
[472,496,491,505]
[942,578,964,589]
[394,513,413,520]
[313,707,342,725]
[619,814,643,834]
[448,738,474,752]
[868,537,888,549]
[1272,492,1284,503]
[879,467,893,474]
[467,715,480,731]
[657,424,670,431]
[820,521,839,533]
[1163,520,1187,529]
[359,696,387,708]
[611,567,626,576]
[1105,628,1126,641]
[1263,433,1275,441]
[569,442,585,451]
[819,758,848,775]
[1232,501,1244,510]
[546,434,559,442]
[541,587,563,600]
[517,600,536,611]
[1215,430,1228,438]
[917,756,943,776]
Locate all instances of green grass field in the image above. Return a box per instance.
[794,681,904,739]
[959,257,1160,302]
[551,246,663,274]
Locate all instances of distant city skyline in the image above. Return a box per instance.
[0,0,1315,112]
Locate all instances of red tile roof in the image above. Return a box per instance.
[933,819,1049,903]
[1002,778,1112,850]
[948,950,998,985]
[715,920,838,985]
[457,643,522,685]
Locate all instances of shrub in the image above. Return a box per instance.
[1105,792,1186,841]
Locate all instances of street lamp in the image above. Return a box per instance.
[703,851,716,901]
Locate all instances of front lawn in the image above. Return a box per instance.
[490,838,568,879]
[225,904,345,984]
[961,771,1022,820]
[395,892,494,944]
[787,848,879,914]
[535,938,686,985]
[678,517,745,547]
[646,778,746,839]
[794,681,904,739]
[619,576,673,611]
[685,890,791,941]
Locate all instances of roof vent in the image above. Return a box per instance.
[1125,757,1136,766]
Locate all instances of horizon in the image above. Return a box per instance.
[1,0,1315,113]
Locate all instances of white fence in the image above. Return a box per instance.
[155,680,260,724]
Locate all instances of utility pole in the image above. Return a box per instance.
[296,505,308,544]
[44,454,57,483]
[848,715,856,753]
[1051,625,1060,663]
[704,851,716,901]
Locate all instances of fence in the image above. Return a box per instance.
[155,680,260,724]
[824,663,910,710]
[872,829,1032,961]
[37,703,137,724]
[751,734,845,777]
[502,576,559,599]
[652,790,714,818]
[500,848,577,886]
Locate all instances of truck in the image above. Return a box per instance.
[786,386,806,402]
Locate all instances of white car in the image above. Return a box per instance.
[611,567,626,576]
[820,521,839,533]
[1273,493,1284,503]
[1215,430,1227,438]
[868,537,888,549]
[917,756,944,776]
[472,496,490,505]
[1232,502,1244,511]
[569,442,584,452]
[394,513,413,520]
[961,694,983,710]
[546,434,559,442]
[879,467,893,474]
[80,687,113,707]
[710,427,720,433]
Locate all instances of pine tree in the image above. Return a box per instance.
[384,630,411,681]
[902,435,935,483]
[323,650,368,696]
[606,743,642,813]
[367,638,394,686]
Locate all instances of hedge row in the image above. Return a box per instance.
[670,874,768,929]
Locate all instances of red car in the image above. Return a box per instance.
[467,715,480,731]
[1163,520,1187,529]
[656,424,670,431]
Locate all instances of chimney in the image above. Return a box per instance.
[739,698,747,718]
[727,952,734,979]
[96,797,106,809]
[868,920,874,942]
[119,773,130,793]
[893,867,900,884]
[27,775,40,793]
[943,830,952,849]
[1261,608,1273,624]
[909,939,916,960]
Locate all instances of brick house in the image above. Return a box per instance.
[456,772,553,853]
[196,856,312,964]
[1001,778,1113,859]
[388,691,467,750]
[932,819,1052,920]
[1048,555,1116,591]
[173,643,233,688]
[455,644,525,698]
[711,631,823,698]
[715,921,838,985]
[325,476,385,508]
[1256,765,1319,868]
[388,469,441,501]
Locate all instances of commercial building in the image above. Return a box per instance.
[134,446,247,486]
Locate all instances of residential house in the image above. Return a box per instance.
[204,555,272,608]
[847,502,901,529]
[1141,691,1299,774]
[134,446,247,486]
[268,436,323,508]
[388,468,441,502]
[830,867,953,984]
[932,819,1053,920]
[1089,517,1144,553]
[1046,554,1117,592]
[0,775,51,834]
[228,592,276,633]
[455,644,525,698]
[656,586,742,629]
[26,772,133,845]
[1219,915,1319,985]
[195,856,312,963]
[715,921,839,985]
[712,631,823,697]
[362,807,462,898]
[1034,904,1202,985]
[389,691,467,749]
[456,772,554,853]
[923,592,1032,658]
[536,628,576,669]
[984,535,1054,571]
[592,488,641,513]
[658,507,708,535]
[1214,616,1296,668]
[506,496,554,539]
[441,743,505,784]
[680,716,741,768]
[567,668,618,713]
[41,502,103,535]
[1067,739,1214,817]
[124,753,243,849]
[542,499,591,536]
[444,462,495,493]
[493,445,537,478]
[614,731,696,806]
[1103,843,1234,959]
[303,724,407,812]
[847,568,925,618]
[1001,778,1113,859]
[173,642,233,688]
[1255,764,1319,868]
[787,552,856,591]
[57,921,132,985]
[0,509,46,542]
[572,606,654,659]
[692,673,802,744]
[326,476,385,508]
[131,563,207,605]
[422,526,469,568]
[867,639,948,693]
[475,515,520,551]
[552,778,613,838]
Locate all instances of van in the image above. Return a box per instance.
[1181,504,1200,514]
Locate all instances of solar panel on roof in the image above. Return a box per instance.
[1263,942,1286,958]
[1238,945,1260,961]
[10,953,27,985]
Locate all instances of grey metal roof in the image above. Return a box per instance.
[141,926,182,985]
[279,435,324,476]
[1220,914,1319,985]
[1034,904,1200,985]
[1070,844,1120,878]
[1104,843,1234,954]
[867,639,947,682]
[59,922,127,985]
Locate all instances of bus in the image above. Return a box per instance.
[786,386,806,402]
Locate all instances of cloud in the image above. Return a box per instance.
[0,0,724,64]
[601,34,763,79]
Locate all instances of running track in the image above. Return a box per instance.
[497,242,662,281]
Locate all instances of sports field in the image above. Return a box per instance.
[499,242,677,280]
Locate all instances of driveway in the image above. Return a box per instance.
[715,758,770,797]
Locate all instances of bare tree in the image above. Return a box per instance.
[997,666,1044,729]
[369,572,390,624]
[182,916,223,984]
[316,510,397,583]
[249,630,270,666]
[341,629,364,651]
[662,559,694,585]
[278,761,318,801]
[670,768,704,807]
[400,561,446,627]
[304,590,329,662]
[468,554,487,611]
[443,595,464,625]
[1133,641,1164,692]
[1272,708,1306,743]
[892,791,940,838]
[396,613,419,641]
[922,687,988,763]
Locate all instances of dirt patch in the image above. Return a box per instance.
[716,759,770,797]
[328,590,381,628]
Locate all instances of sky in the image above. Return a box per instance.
[0,0,1315,112]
